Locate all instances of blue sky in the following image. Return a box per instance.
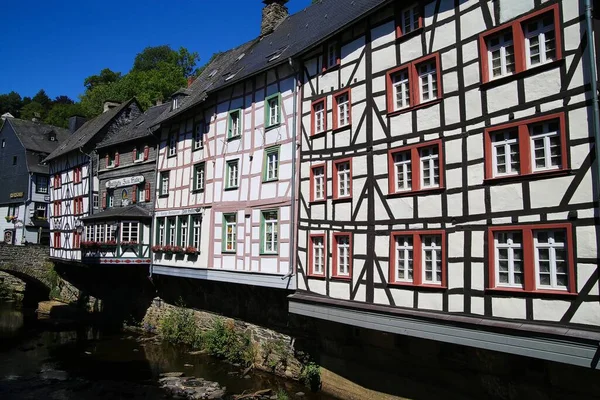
[0,0,310,101]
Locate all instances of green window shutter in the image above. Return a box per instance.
[221,214,226,252]
[259,211,265,254]
[262,150,268,182]
[155,218,161,244]
[276,93,281,125]
[177,217,182,246]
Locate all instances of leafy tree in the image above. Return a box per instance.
[53,95,74,105]
[32,89,52,111]
[20,101,46,121]
[83,68,122,91]
[133,45,199,77]
[0,91,23,116]
[45,103,85,128]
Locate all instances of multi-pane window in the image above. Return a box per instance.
[479,5,561,84]
[310,235,325,275]
[325,42,339,69]
[160,172,169,196]
[312,100,326,134]
[35,203,47,218]
[180,217,188,247]
[265,94,280,128]
[121,222,139,243]
[489,225,574,293]
[334,91,350,129]
[418,60,438,103]
[226,159,239,189]
[107,191,114,208]
[93,194,99,209]
[158,219,165,246]
[85,225,94,242]
[386,54,441,113]
[530,120,561,171]
[419,146,439,188]
[261,210,278,254]
[98,223,105,243]
[400,4,420,35]
[333,160,351,199]
[484,114,566,179]
[194,163,205,191]
[167,218,176,246]
[392,70,410,111]
[168,133,177,157]
[492,130,520,176]
[36,175,48,194]
[390,231,445,286]
[494,231,524,287]
[311,165,326,201]
[524,15,556,67]
[223,213,237,252]
[53,201,61,217]
[228,110,242,139]
[388,141,443,194]
[487,30,515,79]
[333,234,351,277]
[264,147,279,182]
[193,121,205,150]
[192,216,202,250]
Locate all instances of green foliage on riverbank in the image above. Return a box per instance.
[0,277,11,299]
[203,319,255,366]
[158,306,203,349]
[45,264,61,300]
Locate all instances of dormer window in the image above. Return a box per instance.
[323,41,340,71]
[49,133,56,141]
[172,97,180,110]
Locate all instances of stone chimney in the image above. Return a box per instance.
[103,100,121,113]
[261,0,289,37]
[68,115,87,134]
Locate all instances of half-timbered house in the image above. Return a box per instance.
[45,100,142,262]
[290,0,600,369]
[79,103,167,266]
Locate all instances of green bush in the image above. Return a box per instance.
[46,266,61,299]
[276,388,289,400]
[300,361,321,392]
[158,306,202,348]
[203,318,254,366]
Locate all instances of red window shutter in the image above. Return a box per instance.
[133,147,137,161]
[105,154,109,167]
[143,145,149,160]
[145,183,150,202]
[115,152,120,167]
[102,192,107,209]
[131,185,137,203]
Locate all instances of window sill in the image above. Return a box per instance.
[192,146,204,152]
[387,98,443,117]
[310,131,327,139]
[227,135,241,142]
[395,27,423,42]
[224,186,239,191]
[309,199,327,204]
[158,194,169,198]
[332,124,351,134]
[191,188,204,194]
[331,274,352,281]
[480,59,564,89]
[167,154,177,159]
[483,168,572,185]
[386,186,445,198]
[133,159,145,164]
[259,252,279,257]
[265,123,281,131]
[388,281,447,290]
[307,273,327,280]
[262,178,279,184]
[485,287,577,298]
[332,196,352,203]
[222,250,237,254]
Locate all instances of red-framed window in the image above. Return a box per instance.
[332,232,352,279]
[388,139,444,195]
[323,40,340,72]
[389,230,447,287]
[488,223,576,294]
[386,53,442,114]
[73,167,81,184]
[73,231,81,249]
[332,89,351,130]
[479,4,562,83]
[395,2,423,38]
[332,158,352,200]
[53,201,61,217]
[308,233,326,277]
[484,113,567,180]
[53,232,61,249]
[311,98,327,136]
[145,183,151,202]
[310,163,327,202]
[74,197,84,215]
[53,174,61,189]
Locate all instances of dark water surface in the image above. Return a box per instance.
[0,301,334,399]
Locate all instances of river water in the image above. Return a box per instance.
[0,301,334,399]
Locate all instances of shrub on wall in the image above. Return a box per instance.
[203,319,255,366]
[158,305,203,349]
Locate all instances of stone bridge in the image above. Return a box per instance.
[0,244,54,291]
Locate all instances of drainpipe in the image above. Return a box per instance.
[283,57,298,284]
[585,0,600,200]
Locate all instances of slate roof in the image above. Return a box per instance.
[154,0,389,126]
[26,152,49,174]
[80,204,151,221]
[45,99,138,161]
[6,118,70,154]
[96,102,169,149]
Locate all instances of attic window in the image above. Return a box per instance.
[209,70,218,78]
[237,53,245,61]
[172,97,180,110]
[266,46,289,62]
[49,134,56,141]
[225,73,237,82]
[135,119,145,127]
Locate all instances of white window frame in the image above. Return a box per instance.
[312,236,325,275]
[336,235,350,276]
[392,70,410,111]
[529,121,561,172]
[262,211,278,254]
[327,42,338,68]
[194,121,204,150]
[393,151,412,192]
[224,214,237,252]
[227,160,239,188]
[494,232,524,288]
[313,166,325,200]
[107,191,114,208]
[314,102,325,134]
[337,162,351,198]
[158,219,165,246]
[418,61,437,103]
[121,221,139,243]
[419,146,439,189]
[93,194,99,208]
[192,216,201,250]
[487,30,515,80]
[180,217,188,247]
[395,235,414,283]
[195,163,205,191]
[422,235,442,285]
[266,150,279,181]
[492,130,520,177]
[402,4,420,34]
[168,134,177,157]
[229,110,241,138]
[167,218,176,246]
[268,97,279,126]
[534,230,568,290]
[336,93,350,127]
[161,172,169,196]
[524,16,556,68]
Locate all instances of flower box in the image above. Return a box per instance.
[184,246,199,255]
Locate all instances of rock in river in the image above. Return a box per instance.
[159,374,226,400]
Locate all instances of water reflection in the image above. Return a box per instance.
[0,303,24,338]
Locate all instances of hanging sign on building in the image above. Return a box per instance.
[9,192,24,198]
[106,176,144,189]
[155,208,204,217]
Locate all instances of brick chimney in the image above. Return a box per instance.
[261,0,289,37]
